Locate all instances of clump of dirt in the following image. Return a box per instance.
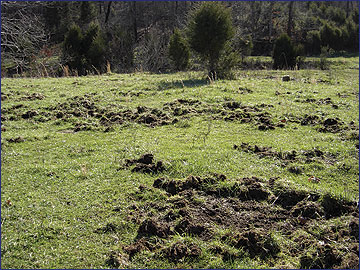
[153,174,226,196]
[212,177,270,201]
[300,244,342,269]
[209,245,241,261]
[1,92,9,101]
[233,143,297,162]
[296,97,339,108]
[123,237,159,260]
[290,201,325,219]
[221,102,280,130]
[73,122,100,132]
[137,218,171,238]
[299,114,346,133]
[234,142,337,167]
[318,118,344,133]
[163,241,202,261]
[124,154,165,174]
[164,98,282,130]
[6,136,25,143]
[339,251,359,269]
[301,114,321,126]
[257,113,277,130]
[21,110,39,119]
[163,98,212,117]
[238,86,253,94]
[287,166,303,174]
[99,105,174,128]
[174,217,209,237]
[120,173,358,266]
[232,230,280,259]
[20,93,45,100]
[272,188,310,210]
[320,193,355,218]
[349,219,359,240]
[53,95,99,115]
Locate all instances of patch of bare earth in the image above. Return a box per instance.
[113,174,358,268]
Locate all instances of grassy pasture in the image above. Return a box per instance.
[1,58,359,269]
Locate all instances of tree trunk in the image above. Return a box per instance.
[131,2,138,42]
[105,1,112,24]
[287,1,294,38]
[268,2,274,40]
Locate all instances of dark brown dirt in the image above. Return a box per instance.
[301,114,321,126]
[163,241,202,261]
[137,218,171,238]
[290,201,325,219]
[320,193,355,218]
[3,93,288,133]
[6,136,25,143]
[238,86,253,94]
[234,142,338,168]
[295,97,340,108]
[234,143,297,162]
[318,117,345,133]
[232,230,280,259]
[299,114,347,133]
[300,244,342,269]
[121,174,358,267]
[123,154,165,174]
[123,237,159,260]
[20,93,45,100]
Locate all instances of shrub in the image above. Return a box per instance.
[320,22,342,51]
[342,19,359,52]
[272,33,296,69]
[319,46,330,70]
[306,30,321,55]
[325,6,346,25]
[216,41,241,79]
[84,23,106,71]
[187,2,234,79]
[63,24,84,73]
[62,23,106,75]
[168,28,190,71]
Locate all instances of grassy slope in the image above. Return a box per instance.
[1,58,359,268]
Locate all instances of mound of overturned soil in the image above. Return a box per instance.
[233,142,338,169]
[3,93,291,133]
[6,136,25,143]
[299,114,348,133]
[120,174,358,268]
[232,230,280,259]
[318,118,344,133]
[123,154,165,174]
[295,97,340,109]
[20,92,45,101]
[234,143,297,161]
[162,241,202,261]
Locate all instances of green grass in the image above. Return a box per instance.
[1,59,359,268]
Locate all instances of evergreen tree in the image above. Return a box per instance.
[187,2,234,79]
[168,28,190,71]
[63,23,105,75]
[272,33,296,69]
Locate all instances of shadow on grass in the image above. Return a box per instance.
[157,78,209,90]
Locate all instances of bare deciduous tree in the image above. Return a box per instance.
[1,1,49,74]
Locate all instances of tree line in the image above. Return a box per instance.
[1,1,358,77]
